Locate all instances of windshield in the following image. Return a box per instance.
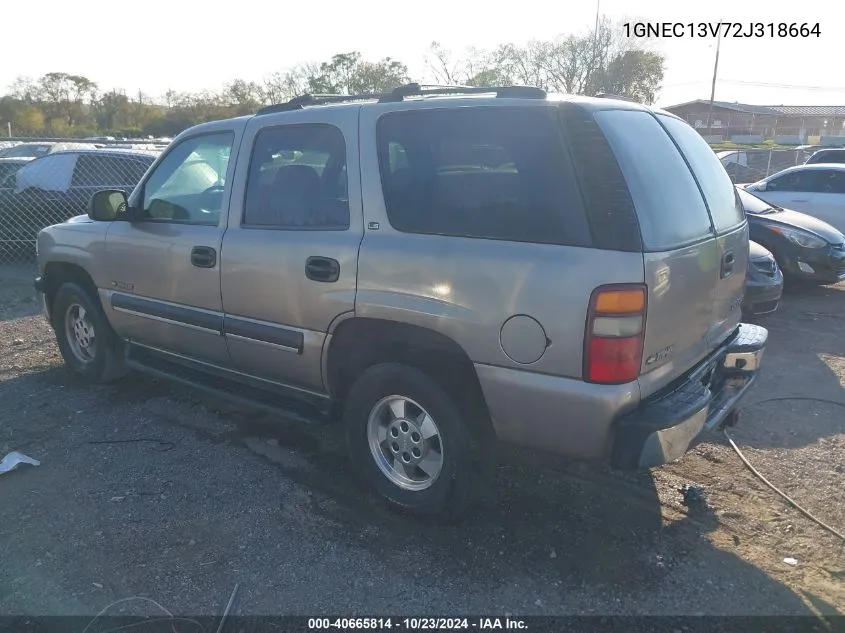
[737,186,779,214]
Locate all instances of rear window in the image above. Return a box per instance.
[657,114,745,233]
[594,110,713,250]
[376,106,592,247]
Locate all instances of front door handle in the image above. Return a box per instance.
[305,256,340,282]
[190,246,217,268]
[721,251,735,279]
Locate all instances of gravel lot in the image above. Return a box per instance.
[0,264,843,622]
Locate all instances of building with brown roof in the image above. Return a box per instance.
[664,100,845,145]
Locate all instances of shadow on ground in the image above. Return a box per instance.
[729,283,845,451]
[0,362,834,618]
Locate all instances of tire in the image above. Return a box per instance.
[343,362,474,517]
[52,282,127,383]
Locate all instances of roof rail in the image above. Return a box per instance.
[256,91,385,115]
[379,83,546,102]
[595,92,638,103]
[256,83,547,115]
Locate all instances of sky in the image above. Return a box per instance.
[1,0,842,107]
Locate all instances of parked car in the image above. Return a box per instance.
[0,149,156,253]
[34,85,767,516]
[738,185,845,286]
[0,141,97,159]
[742,241,783,316]
[804,148,845,165]
[742,164,845,234]
[0,157,34,187]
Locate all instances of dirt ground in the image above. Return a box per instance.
[0,264,843,623]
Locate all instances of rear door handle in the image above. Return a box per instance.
[305,256,340,282]
[190,246,217,268]
[721,251,735,279]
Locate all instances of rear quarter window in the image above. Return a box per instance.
[376,106,593,247]
[593,110,713,250]
[657,114,745,233]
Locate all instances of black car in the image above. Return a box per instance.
[737,185,845,286]
[0,157,32,187]
[742,241,783,317]
[804,148,845,165]
[0,149,157,254]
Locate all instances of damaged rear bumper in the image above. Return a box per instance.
[611,323,767,469]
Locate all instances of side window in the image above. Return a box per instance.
[13,153,78,193]
[376,106,592,246]
[817,170,845,194]
[72,155,148,187]
[243,124,349,229]
[141,132,233,225]
[594,110,713,250]
[765,172,800,192]
[775,170,828,193]
[658,114,744,232]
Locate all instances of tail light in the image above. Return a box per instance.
[584,284,647,384]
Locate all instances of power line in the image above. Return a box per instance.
[661,79,845,92]
[719,79,845,92]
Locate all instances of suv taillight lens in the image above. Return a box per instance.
[584,285,647,384]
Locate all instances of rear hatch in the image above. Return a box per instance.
[589,107,747,398]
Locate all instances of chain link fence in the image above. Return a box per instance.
[0,138,166,265]
[715,147,820,184]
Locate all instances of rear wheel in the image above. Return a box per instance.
[52,282,127,383]
[343,363,474,516]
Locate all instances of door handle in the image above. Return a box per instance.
[721,251,735,279]
[305,256,340,282]
[190,246,217,268]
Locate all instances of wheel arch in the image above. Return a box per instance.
[325,317,493,437]
[42,261,100,318]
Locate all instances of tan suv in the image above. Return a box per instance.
[34,84,767,515]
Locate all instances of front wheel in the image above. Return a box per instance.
[343,363,474,517]
[52,282,127,383]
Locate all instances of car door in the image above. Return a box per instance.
[808,169,845,234]
[657,114,748,351]
[758,169,822,213]
[220,108,362,395]
[100,127,242,366]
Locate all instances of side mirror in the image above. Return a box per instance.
[89,189,128,221]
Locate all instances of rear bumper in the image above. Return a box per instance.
[611,323,767,469]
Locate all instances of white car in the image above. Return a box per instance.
[742,163,845,234]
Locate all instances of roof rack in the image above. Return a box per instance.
[256,83,547,115]
[595,92,638,103]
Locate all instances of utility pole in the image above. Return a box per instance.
[706,21,722,139]
[590,0,601,94]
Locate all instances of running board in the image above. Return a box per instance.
[125,345,332,425]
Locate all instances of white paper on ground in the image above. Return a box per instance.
[0,451,41,475]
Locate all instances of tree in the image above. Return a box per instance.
[264,64,317,104]
[224,79,265,114]
[450,18,665,102]
[596,49,664,104]
[37,72,98,128]
[305,52,410,95]
[16,106,45,133]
